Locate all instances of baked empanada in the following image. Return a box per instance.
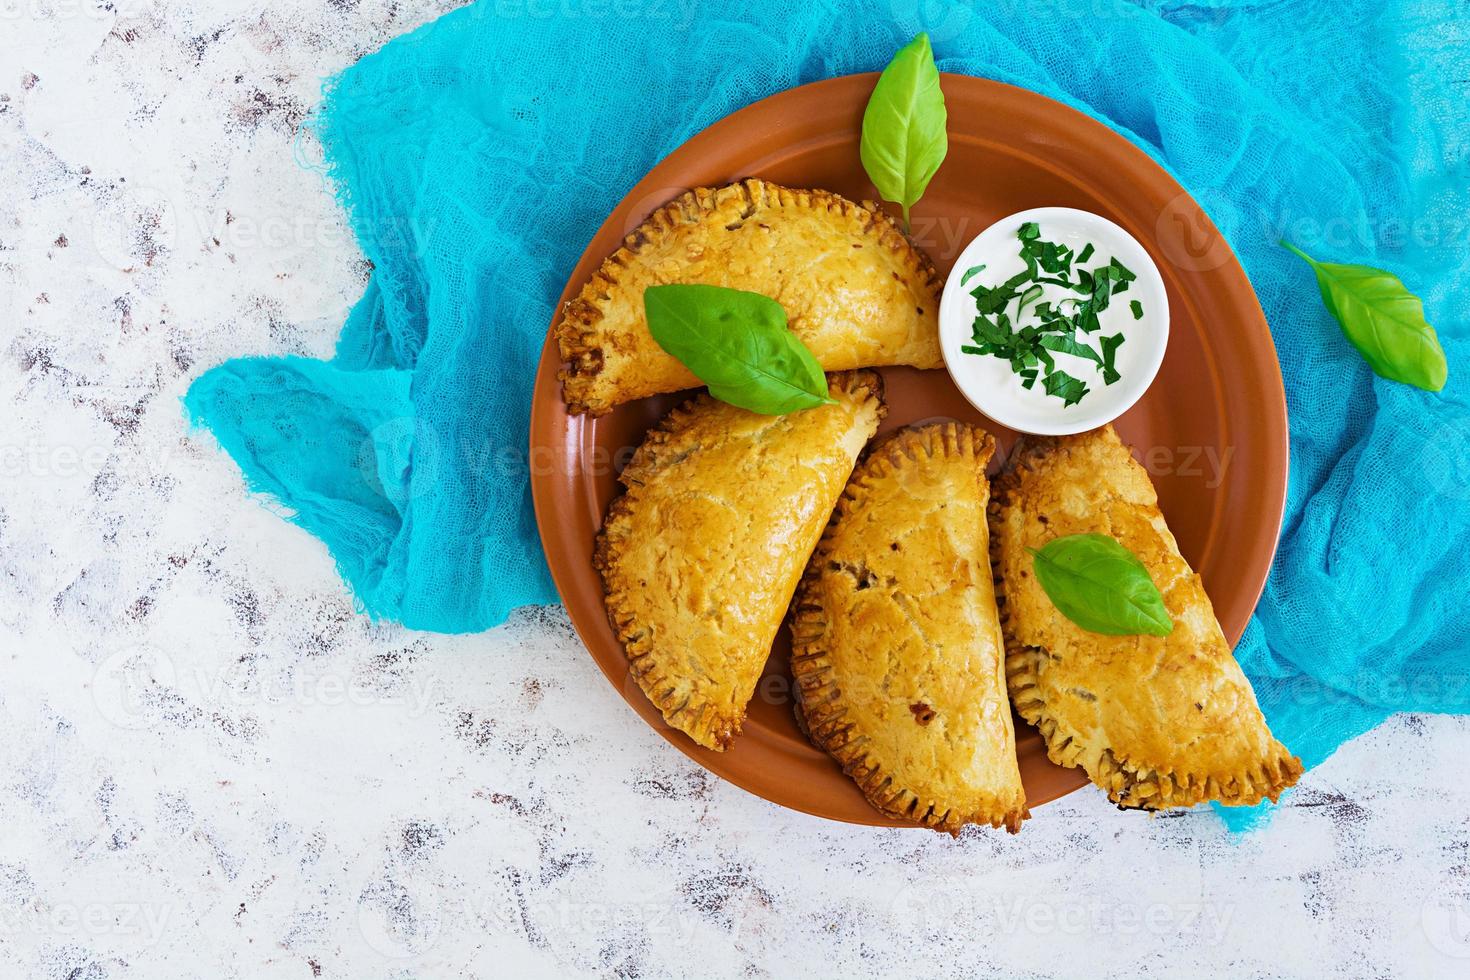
[558,179,942,415]
[989,425,1302,810]
[791,423,1028,834]
[595,371,886,750]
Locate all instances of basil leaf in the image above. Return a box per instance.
[860,33,948,231]
[1029,533,1174,637]
[1282,241,1447,392]
[643,284,836,415]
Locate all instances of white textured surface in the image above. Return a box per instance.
[3,4,1470,978]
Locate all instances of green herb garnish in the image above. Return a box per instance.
[1281,241,1447,392]
[959,264,986,286]
[860,34,948,232]
[1099,333,1124,385]
[961,223,1140,406]
[643,284,836,415]
[1029,533,1174,637]
[1041,369,1089,407]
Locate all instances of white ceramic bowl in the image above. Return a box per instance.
[938,207,1169,436]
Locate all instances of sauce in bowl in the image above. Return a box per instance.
[938,207,1169,436]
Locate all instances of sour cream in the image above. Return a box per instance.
[938,207,1169,436]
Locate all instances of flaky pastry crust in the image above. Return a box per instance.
[594,372,886,750]
[989,425,1302,811]
[557,179,942,415]
[791,422,1029,834]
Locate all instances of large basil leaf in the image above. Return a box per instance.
[1029,533,1174,637]
[860,33,948,230]
[643,284,835,415]
[1283,241,1447,392]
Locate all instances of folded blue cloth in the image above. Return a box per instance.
[184,0,1468,821]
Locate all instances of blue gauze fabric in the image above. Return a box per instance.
[184,0,1469,823]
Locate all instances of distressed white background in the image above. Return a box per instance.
[3,2,1469,977]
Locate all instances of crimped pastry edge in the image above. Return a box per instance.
[790,421,1030,835]
[989,429,1304,810]
[555,178,943,416]
[593,370,887,751]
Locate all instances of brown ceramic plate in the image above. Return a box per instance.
[529,74,1288,827]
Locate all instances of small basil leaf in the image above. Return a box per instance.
[1029,533,1174,637]
[860,33,948,231]
[1282,241,1447,392]
[643,284,836,415]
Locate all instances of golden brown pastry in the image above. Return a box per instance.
[558,179,942,415]
[989,425,1302,810]
[595,371,886,750]
[791,423,1028,834]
